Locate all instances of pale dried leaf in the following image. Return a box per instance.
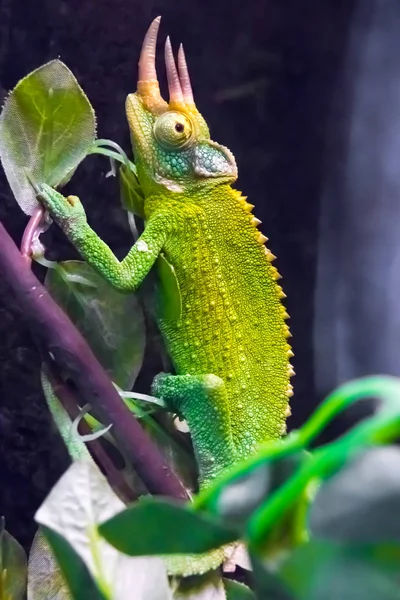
[27,529,71,599]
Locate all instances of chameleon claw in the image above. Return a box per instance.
[66,195,80,207]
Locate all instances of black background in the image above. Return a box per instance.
[1,0,400,552]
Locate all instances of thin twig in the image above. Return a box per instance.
[0,218,189,500]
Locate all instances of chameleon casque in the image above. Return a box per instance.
[38,17,293,491]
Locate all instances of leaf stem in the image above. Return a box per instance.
[20,206,45,264]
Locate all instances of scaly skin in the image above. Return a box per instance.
[37,18,293,491]
[149,185,292,485]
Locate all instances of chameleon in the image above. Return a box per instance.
[37,16,294,491]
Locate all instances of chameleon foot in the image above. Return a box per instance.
[151,372,238,487]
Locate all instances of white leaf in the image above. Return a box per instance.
[35,460,172,600]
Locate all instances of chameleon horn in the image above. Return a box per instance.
[178,44,194,105]
[138,16,161,83]
[165,36,185,106]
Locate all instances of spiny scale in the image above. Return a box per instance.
[236,188,294,403]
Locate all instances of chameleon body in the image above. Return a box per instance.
[38,18,293,489]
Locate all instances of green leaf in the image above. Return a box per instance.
[156,253,182,322]
[45,261,145,389]
[0,60,96,215]
[28,528,71,599]
[119,163,144,218]
[42,528,107,600]
[223,580,256,600]
[309,446,400,544]
[39,528,105,600]
[99,498,237,556]
[0,519,27,600]
[35,460,172,600]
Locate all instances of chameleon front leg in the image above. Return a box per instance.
[152,373,238,488]
[37,184,169,292]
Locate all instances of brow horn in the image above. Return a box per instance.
[178,44,194,104]
[165,36,185,106]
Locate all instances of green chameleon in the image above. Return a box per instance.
[37,17,293,491]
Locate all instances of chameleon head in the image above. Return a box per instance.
[126,17,238,195]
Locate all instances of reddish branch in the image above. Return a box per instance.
[45,364,138,503]
[0,219,189,500]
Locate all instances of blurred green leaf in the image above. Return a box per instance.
[99,498,237,556]
[223,580,255,599]
[0,60,96,214]
[250,554,295,600]
[199,453,304,536]
[28,528,71,599]
[277,540,400,600]
[35,460,171,600]
[0,519,27,600]
[45,261,145,389]
[309,446,400,544]
[215,462,271,527]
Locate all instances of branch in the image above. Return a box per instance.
[44,363,138,504]
[0,219,189,500]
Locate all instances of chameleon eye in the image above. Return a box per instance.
[154,111,193,149]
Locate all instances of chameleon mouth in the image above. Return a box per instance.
[136,16,195,113]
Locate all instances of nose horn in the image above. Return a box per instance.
[137,17,167,111]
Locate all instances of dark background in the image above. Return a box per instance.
[1,0,400,552]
